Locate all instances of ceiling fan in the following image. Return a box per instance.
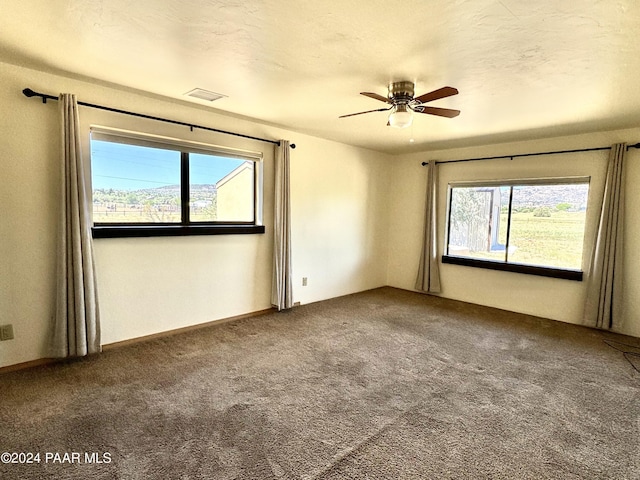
[339,81,460,128]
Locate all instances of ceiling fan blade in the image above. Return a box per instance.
[412,106,461,118]
[414,86,459,104]
[360,92,391,104]
[339,107,392,118]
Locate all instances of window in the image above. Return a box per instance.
[443,178,590,280]
[89,127,264,238]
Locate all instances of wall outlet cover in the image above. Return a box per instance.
[0,324,14,341]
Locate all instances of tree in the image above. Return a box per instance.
[533,206,552,217]
[449,188,494,252]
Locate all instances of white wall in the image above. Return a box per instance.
[0,62,391,368]
[387,131,640,338]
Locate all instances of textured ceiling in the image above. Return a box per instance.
[1,0,639,153]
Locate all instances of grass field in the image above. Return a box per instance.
[506,211,586,269]
[463,211,587,270]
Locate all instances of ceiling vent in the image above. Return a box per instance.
[184,88,227,102]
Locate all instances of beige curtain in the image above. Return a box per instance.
[49,94,101,357]
[271,140,293,310]
[583,143,626,330]
[415,160,442,294]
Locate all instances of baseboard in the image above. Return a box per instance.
[0,357,59,375]
[102,307,275,351]
[0,307,275,375]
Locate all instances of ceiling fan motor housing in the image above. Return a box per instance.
[389,81,415,104]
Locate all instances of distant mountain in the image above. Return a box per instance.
[93,184,218,206]
[510,184,589,209]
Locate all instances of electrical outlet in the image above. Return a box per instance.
[302,277,308,286]
[0,324,14,341]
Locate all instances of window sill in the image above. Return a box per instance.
[441,255,583,281]
[92,224,266,238]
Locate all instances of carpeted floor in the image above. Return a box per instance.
[1,287,639,479]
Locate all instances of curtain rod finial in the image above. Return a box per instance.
[22,88,36,97]
[290,143,296,149]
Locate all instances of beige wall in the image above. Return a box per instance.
[290,135,391,305]
[1,59,638,369]
[387,131,640,338]
[0,62,391,368]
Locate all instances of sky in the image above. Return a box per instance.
[90,140,245,190]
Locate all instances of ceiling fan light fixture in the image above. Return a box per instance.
[388,105,413,128]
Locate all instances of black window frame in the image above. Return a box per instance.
[442,177,590,281]
[89,128,265,238]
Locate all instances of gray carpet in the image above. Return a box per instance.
[1,287,639,479]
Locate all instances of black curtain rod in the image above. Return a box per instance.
[22,88,295,149]
[421,143,640,166]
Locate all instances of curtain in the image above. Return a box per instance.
[49,94,101,357]
[415,160,442,294]
[583,143,626,330]
[271,140,293,310]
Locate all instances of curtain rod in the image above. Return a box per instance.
[420,143,640,166]
[22,88,295,149]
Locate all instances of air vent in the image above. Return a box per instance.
[184,88,227,102]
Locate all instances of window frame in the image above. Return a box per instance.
[89,127,265,238]
[442,177,590,281]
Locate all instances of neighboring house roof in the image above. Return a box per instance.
[215,161,253,189]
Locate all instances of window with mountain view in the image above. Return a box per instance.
[89,128,264,237]
[443,179,590,280]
